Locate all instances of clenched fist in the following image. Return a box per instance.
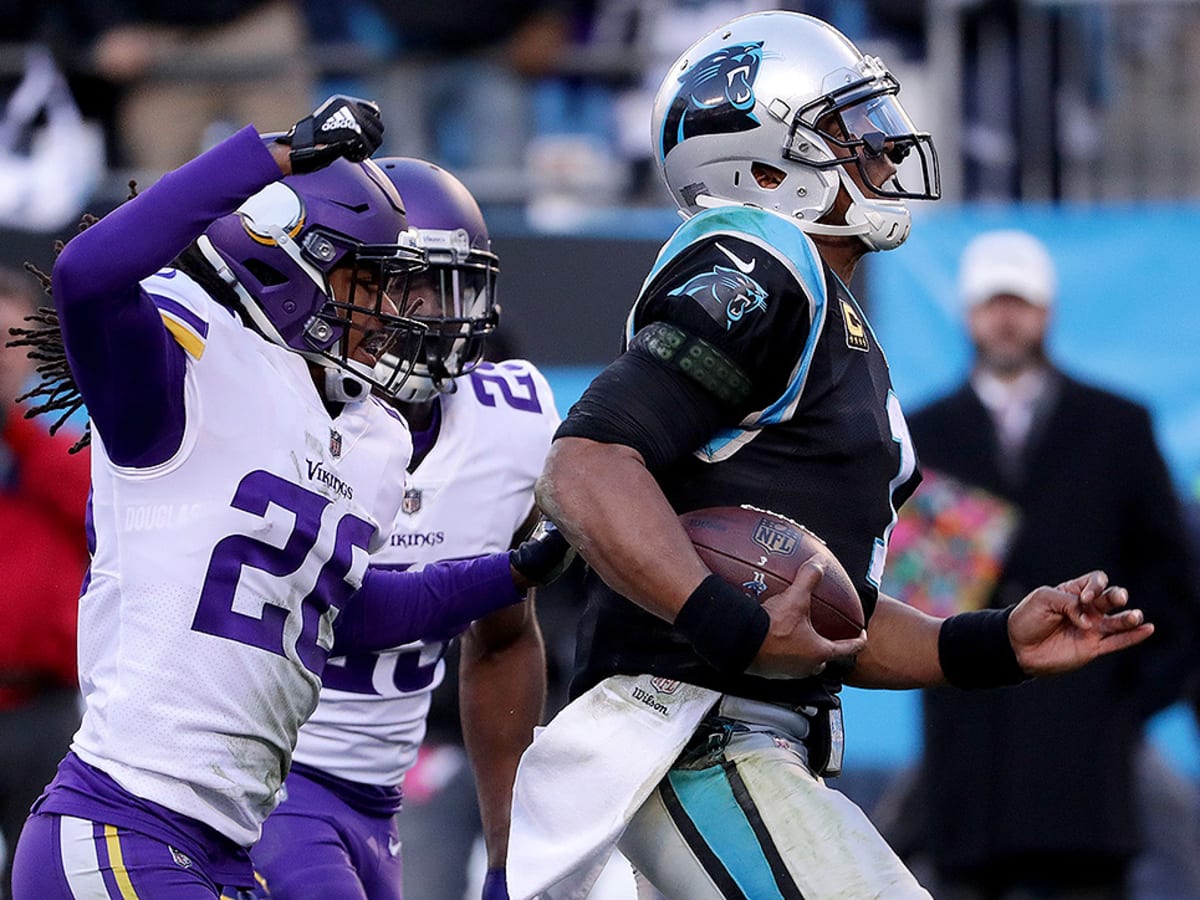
[277,95,384,174]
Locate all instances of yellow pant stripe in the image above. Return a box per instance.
[103,824,141,899]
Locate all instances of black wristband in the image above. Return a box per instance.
[938,605,1029,689]
[674,574,771,674]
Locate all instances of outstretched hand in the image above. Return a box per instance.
[277,95,385,174]
[746,560,868,679]
[1009,570,1153,676]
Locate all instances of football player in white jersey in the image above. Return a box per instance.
[250,158,560,900]
[9,98,570,900]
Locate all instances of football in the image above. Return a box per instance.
[680,505,864,640]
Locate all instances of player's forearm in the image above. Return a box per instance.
[53,126,283,465]
[536,437,710,622]
[460,607,547,866]
[55,126,280,308]
[844,594,946,688]
[334,555,523,654]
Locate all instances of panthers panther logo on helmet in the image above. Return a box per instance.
[669,265,768,330]
[659,42,764,160]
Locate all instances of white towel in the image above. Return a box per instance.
[507,674,720,900]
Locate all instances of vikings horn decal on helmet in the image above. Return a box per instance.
[373,157,500,404]
[199,157,428,401]
[651,11,940,252]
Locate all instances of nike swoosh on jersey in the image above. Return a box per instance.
[715,242,756,274]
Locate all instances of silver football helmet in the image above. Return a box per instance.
[651,11,940,251]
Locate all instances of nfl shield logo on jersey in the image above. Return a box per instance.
[402,487,422,515]
[329,428,343,458]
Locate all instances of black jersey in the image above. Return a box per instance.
[565,205,921,709]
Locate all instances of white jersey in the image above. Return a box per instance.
[72,271,413,846]
[291,360,559,786]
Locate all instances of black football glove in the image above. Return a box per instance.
[509,519,576,588]
[277,95,384,174]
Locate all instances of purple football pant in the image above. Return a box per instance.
[250,772,403,900]
[12,812,250,898]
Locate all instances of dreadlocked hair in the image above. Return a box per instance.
[8,209,105,453]
[8,180,228,454]
[8,180,251,454]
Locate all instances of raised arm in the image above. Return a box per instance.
[51,126,286,466]
[51,94,383,468]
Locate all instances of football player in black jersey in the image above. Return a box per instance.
[507,12,1155,900]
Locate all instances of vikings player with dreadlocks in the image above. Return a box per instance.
[7,97,569,900]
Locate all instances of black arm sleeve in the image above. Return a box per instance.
[554,338,734,470]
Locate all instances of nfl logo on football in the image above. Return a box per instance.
[402,487,422,515]
[329,428,342,459]
[754,519,797,556]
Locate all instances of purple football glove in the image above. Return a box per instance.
[277,94,384,174]
[482,868,509,900]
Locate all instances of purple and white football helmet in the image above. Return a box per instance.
[373,158,500,404]
[199,157,428,401]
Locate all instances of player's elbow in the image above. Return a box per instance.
[534,442,571,523]
[51,238,92,314]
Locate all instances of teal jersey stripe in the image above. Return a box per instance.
[699,221,827,459]
[628,206,824,345]
[666,767,786,900]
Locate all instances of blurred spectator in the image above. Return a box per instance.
[889,230,1199,900]
[361,0,571,194]
[0,45,104,232]
[585,0,784,203]
[0,266,89,900]
[84,0,314,171]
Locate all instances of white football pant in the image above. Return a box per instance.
[619,726,931,899]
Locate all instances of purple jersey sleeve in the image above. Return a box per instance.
[52,126,283,468]
[333,553,523,653]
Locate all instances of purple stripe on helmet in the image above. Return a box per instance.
[149,293,210,338]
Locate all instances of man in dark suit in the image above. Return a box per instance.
[904,230,1198,900]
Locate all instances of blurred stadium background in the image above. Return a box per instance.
[2,0,1198,888]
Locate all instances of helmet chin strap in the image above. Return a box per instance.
[692,169,910,252]
[324,359,373,403]
[323,368,371,403]
[198,236,373,404]
[836,174,911,251]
